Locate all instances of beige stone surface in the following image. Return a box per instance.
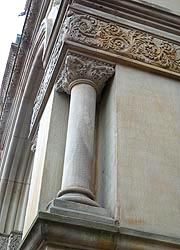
[23,92,53,236]
[38,92,69,210]
[14,154,34,231]
[23,89,69,236]
[114,64,180,237]
[0,146,32,234]
[96,78,117,217]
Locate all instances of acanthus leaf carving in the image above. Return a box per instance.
[56,53,115,95]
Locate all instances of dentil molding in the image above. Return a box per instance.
[56,53,115,95]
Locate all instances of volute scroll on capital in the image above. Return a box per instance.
[56,53,115,95]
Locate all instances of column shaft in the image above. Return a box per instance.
[58,83,98,206]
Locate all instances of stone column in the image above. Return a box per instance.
[56,53,114,206]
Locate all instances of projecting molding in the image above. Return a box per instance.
[29,9,180,136]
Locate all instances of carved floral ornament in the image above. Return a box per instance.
[56,53,115,95]
[0,232,21,250]
[29,17,68,132]
[7,233,22,250]
[66,12,180,73]
[0,235,8,250]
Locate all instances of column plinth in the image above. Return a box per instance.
[56,53,114,206]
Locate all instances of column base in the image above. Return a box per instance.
[57,192,99,207]
[47,199,114,225]
[57,187,99,207]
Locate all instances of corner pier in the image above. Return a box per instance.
[55,53,114,206]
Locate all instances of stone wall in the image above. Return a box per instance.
[97,64,180,237]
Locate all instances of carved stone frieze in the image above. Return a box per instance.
[66,12,180,73]
[29,16,69,133]
[56,53,115,94]
[0,232,21,250]
[0,234,8,250]
[7,233,22,250]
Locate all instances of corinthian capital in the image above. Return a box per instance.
[56,53,114,95]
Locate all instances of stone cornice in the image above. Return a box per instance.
[56,53,114,95]
[72,0,180,35]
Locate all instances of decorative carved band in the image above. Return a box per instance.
[29,17,68,133]
[7,233,22,250]
[0,232,22,250]
[66,12,180,73]
[0,234,8,250]
[56,53,114,95]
